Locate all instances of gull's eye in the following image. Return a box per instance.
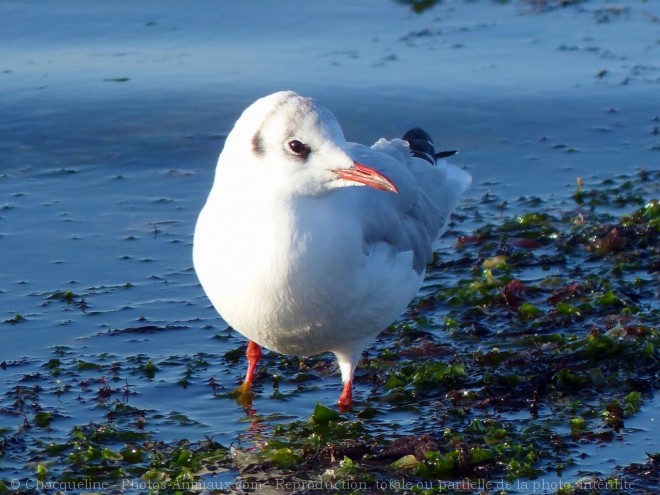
[287,139,310,158]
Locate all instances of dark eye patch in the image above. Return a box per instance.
[252,131,265,156]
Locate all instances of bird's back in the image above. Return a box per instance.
[344,135,471,274]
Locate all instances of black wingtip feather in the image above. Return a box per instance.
[402,127,457,165]
[436,150,458,159]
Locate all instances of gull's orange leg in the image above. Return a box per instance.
[236,340,262,406]
[244,340,262,386]
[337,379,353,411]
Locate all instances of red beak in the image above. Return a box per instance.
[334,162,398,194]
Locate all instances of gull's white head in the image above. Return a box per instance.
[217,91,397,196]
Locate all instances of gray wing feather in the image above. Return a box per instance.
[346,139,471,273]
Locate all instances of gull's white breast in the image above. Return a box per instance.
[193,170,423,357]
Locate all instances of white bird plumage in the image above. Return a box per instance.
[193,91,471,408]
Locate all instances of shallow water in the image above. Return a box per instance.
[1,0,658,492]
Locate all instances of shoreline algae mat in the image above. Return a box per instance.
[1,171,657,494]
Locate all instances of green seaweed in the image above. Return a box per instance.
[1,171,657,494]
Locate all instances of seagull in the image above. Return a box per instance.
[193,91,471,409]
